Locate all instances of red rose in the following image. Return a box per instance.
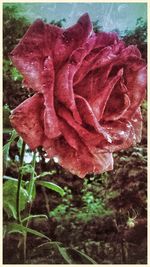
[10,13,146,178]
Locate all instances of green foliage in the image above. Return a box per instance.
[77,194,112,221]
[19,164,36,176]
[3,103,12,133]
[3,180,28,219]
[34,171,57,179]
[4,129,18,147]
[17,137,24,155]
[3,132,65,219]
[37,181,65,197]
[25,181,36,202]
[3,130,18,171]
[123,17,147,60]
[124,17,147,43]
[22,214,48,223]
[33,242,97,264]
[55,243,75,264]
[50,18,66,27]
[141,100,147,111]
[92,20,102,33]
[3,59,23,82]
[107,146,147,214]
[3,175,20,182]
[3,4,29,58]
[11,67,23,81]
[66,247,97,264]
[3,5,29,108]
[4,223,50,240]
[3,133,67,263]
[50,178,113,222]
[49,204,68,219]
[56,244,97,264]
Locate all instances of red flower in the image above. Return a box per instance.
[10,13,146,178]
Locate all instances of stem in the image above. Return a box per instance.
[23,151,36,262]
[31,152,36,177]
[23,205,32,262]
[42,187,50,216]
[16,141,25,223]
[28,152,36,202]
[121,240,127,263]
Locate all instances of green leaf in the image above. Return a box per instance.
[66,248,97,264]
[25,181,36,202]
[31,242,96,264]
[3,175,18,182]
[36,181,65,197]
[3,175,26,187]
[5,223,51,241]
[3,143,10,165]
[8,129,18,143]
[3,128,13,133]
[17,137,23,155]
[3,180,28,219]
[19,164,36,176]
[49,204,67,220]
[34,171,56,180]
[5,223,25,235]
[22,214,48,223]
[4,202,17,220]
[55,244,97,264]
[3,130,18,170]
[3,104,12,131]
[55,244,73,264]
[11,67,23,81]
[30,241,61,258]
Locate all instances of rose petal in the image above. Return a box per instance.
[57,105,106,147]
[109,45,145,73]
[75,94,111,142]
[74,46,117,85]
[100,120,135,152]
[53,13,93,68]
[74,64,113,100]
[100,108,143,152]
[10,20,51,92]
[130,108,143,143]
[58,118,80,150]
[103,83,131,121]
[55,37,95,123]
[42,56,60,138]
[123,66,147,119]
[89,68,123,120]
[10,94,44,150]
[45,136,113,178]
[95,32,120,48]
[120,45,142,58]
[9,13,93,91]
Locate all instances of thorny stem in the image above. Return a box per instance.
[16,141,25,223]
[23,151,36,262]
